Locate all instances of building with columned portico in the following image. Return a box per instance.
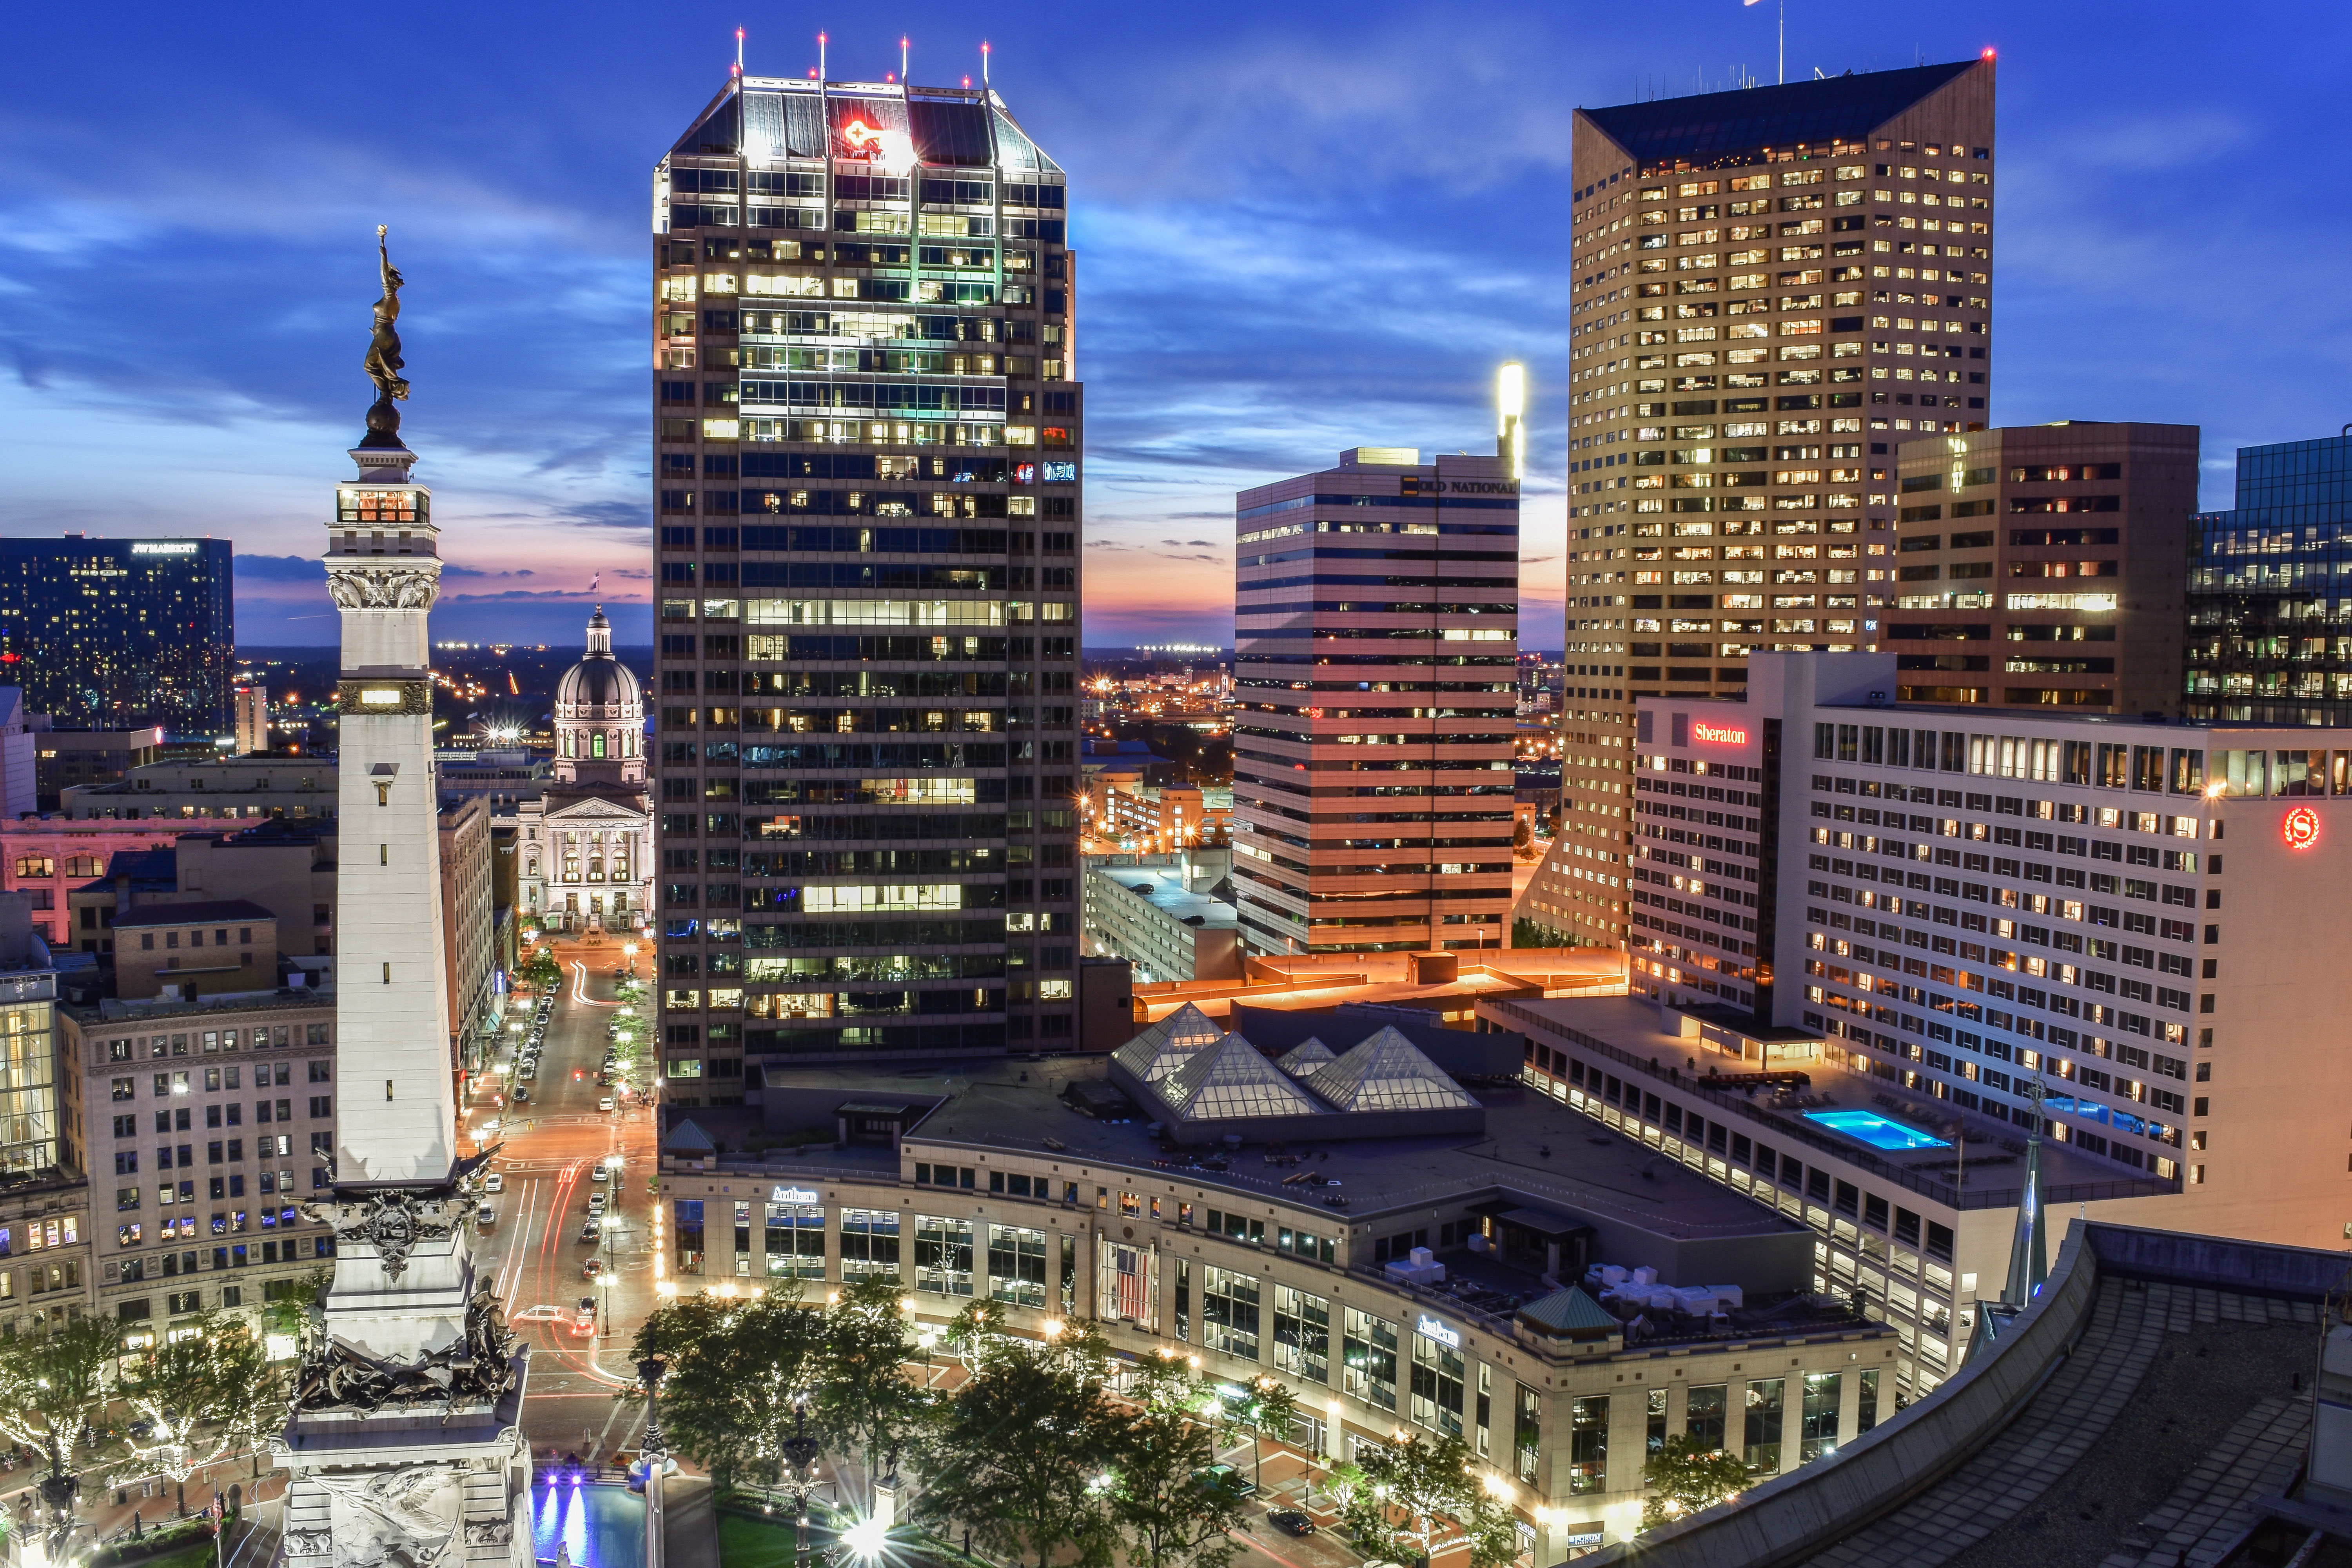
[515,608,653,934]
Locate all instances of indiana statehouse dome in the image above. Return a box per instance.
[553,606,643,780]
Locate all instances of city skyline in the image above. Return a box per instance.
[0,1,2346,646]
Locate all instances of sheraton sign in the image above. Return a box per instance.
[1692,719,1751,747]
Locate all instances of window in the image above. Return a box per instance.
[674,1199,704,1276]
[764,1203,824,1279]
[1744,1378,1786,1474]
[914,1215,974,1297]
[1199,1265,1261,1361]
[1567,1396,1610,1494]
[1800,1372,1842,1462]
[986,1225,1048,1307]
[838,1209,899,1281]
[1341,1308,1398,1412]
[1514,1385,1542,1483]
[1272,1285,1329,1384]
[1409,1326,1465,1436]
[1687,1384,1729,1452]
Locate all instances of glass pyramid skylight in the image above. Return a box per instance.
[1164,1034,1323,1122]
[1305,1026,1480,1114]
[1276,1038,1337,1077]
[1113,1003,1225,1085]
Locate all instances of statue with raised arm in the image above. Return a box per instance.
[360,224,410,447]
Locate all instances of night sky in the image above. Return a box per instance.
[0,1,2342,650]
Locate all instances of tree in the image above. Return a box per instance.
[1639,1433,1750,1531]
[261,1268,332,1343]
[813,1278,926,1502]
[0,1316,123,1524]
[116,1314,286,1494]
[1103,1352,1238,1568]
[1512,817,1535,859]
[1343,1431,1519,1568]
[912,1341,1118,1568]
[516,946,561,991]
[629,1289,831,1492]
[1214,1375,1298,1495]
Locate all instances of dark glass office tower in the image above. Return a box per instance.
[653,75,1082,1093]
[2186,433,2352,724]
[0,536,234,736]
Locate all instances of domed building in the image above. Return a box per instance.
[517,608,653,933]
[554,606,644,785]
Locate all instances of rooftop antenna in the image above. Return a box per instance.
[733,26,744,77]
[901,34,910,83]
[1743,0,1784,84]
[981,39,991,86]
[818,31,828,82]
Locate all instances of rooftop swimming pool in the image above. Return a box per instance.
[532,1481,644,1568]
[1803,1109,1951,1152]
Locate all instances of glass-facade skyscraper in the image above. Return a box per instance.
[2186,433,2352,725]
[652,75,1082,1094]
[0,536,233,737]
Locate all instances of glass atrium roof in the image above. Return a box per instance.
[1114,1004,1225,1085]
[1165,1034,1322,1122]
[1305,1026,1480,1114]
[1276,1038,1336,1078]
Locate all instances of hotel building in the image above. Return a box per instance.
[2186,430,2352,724]
[0,537,234,738]
[651,74,1082,1085]
[1526,59,1998,950]
[1231,448,1520,956]
[1495,650,2352,1401]
[1887,421,2197,712]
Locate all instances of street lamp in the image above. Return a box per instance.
[779,1401,824,1568]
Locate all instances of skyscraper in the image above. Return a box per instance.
[1886,421,2198,714]
[2185,432,2352,725]
[1521,59,1998,952]
[653,73,1082,1088]
[0,536,234,737]
[1230,429,1522,957]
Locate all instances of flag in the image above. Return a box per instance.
[208,1495,224,1535]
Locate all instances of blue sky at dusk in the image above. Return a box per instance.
[0,1,2344,649]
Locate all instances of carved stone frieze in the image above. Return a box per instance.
[327,566,441,611]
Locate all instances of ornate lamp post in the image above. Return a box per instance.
[779,1401,824,1568]
[636,1356,667,1468]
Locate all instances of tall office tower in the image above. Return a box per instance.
[2186,433,2352,724]
[1231,436,1521,957]
[0,536,234,737]
[1887,422,2198,713]
[653,74,1082,1085]
[1520,59,1997,952]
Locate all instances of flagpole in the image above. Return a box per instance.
[1779,0,1785,84]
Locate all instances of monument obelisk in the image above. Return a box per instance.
[272,227,532,1568]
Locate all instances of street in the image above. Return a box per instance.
[463,935,657,1462]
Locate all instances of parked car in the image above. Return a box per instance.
[1195,1464,1256,1498]
[483,1173,505,1194]
[587,1194,606,1216]
[590,1166,609,1184]
[512,1088,529,1104]
[573,1298,597,1332]
[581,1258,604,1281]
[578,1220,600,1244]
[1266,1511,1315,1537]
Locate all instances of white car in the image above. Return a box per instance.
[590,1166,609,1184]
[598,1096,615,1112]
[483,1173,505,1194]
[587,1194,606,1216]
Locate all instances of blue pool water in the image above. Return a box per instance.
[1804,1109,1951,1151]
[531,1483,645,1568]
